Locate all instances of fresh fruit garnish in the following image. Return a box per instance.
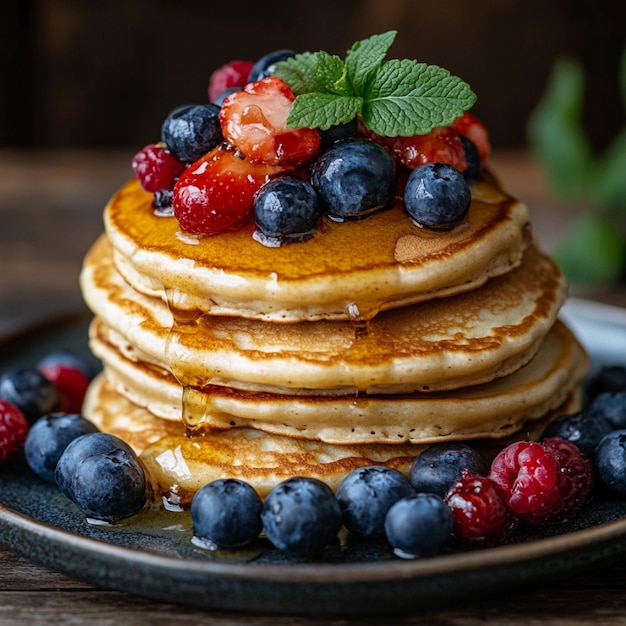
[488,438,593,524]
[247,49,295,83]
[311,138,395,220]
[161,104,223,164]
[445,470,515,542]
[38,352,93,414]
[409,442,489,498]
[219,76,321,166]
[542,410,612,460]
[274,31,476,137]
[131,143,186,193]
[172,145,284,235]
[336,466,415,539]
[595,430,626,496]
[449,111,491,161]
[56,432,147,523]
[589,390,626,429]
[404,162,471,230]
[191,478,263,549]
[384,493,453,559]
[261,477,342,555]
[0,399,29,465]
[0,367,60,423]
[253,176,322,246]
[24,413,100,483]
[208,60,254,103]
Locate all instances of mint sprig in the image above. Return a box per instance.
[273,31,476,137]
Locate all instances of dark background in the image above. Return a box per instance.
[1,0,624,151]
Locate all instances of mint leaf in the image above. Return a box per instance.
[345,31,396,93]
[362,60,477,136]
[286,93,363,130]
[274,52,331,94]
[316,51,351,95]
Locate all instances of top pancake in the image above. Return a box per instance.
[105,172,530,322]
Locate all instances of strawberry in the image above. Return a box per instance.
[449,111,491,161]
[368,127,467,172]
[219,76,320,166]
[0,399,29,465]
[172,145,284,235]
[208,60,254,103]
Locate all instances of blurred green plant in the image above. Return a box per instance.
[527,48,626,285]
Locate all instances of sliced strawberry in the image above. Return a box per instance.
[172,146,284,235]
[208,60,254,103]
[369,127,467,172]
[219,76,320,166]
[449,111,491,161]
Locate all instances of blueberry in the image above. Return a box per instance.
[404,162,471,230]
[595,430,626,496]
[542,411,613,460]
[253,176,322,246]
[191,479,262,548]
[589,391,626,429]
[0,367,60,423]
[384,493,453,559]
[161,104,223,164]
[459,135,481,182]
[409,443,489,497]
[37,351,95,381]
[248,49,296,82]
[319,118,359,146]
[24,412,100,483]
[336,466,415,539]
[55,433,146,522]
[588,366,626,401]
[311,139,395,221]
[261,477,342,555]
[212,86,243,106]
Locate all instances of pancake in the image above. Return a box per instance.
[81,235,566,394]
[104,172,530,322]
[83,373,581,503]
[89,319,587,445]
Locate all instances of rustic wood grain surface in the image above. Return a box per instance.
[1,150,626,625]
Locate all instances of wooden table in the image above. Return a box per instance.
[1,149,626,625]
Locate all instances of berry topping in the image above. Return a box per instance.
[488,439,593,524]
[444,471,514,543]
[384,493,453,559]
[24,412,100,483]
[56,432,147,522]
[0,367,60,423]
[0,400,29,465]
[409,442,489,498]
[588,365,626,400]
[311,138,395,221]
[261,477,342,555]
[595,430,626,496]
[589,391,626,429]
[38,357,92,415]
[459,135,481,182]
[219,76,320,166]
[172,146,283,235]
[248,49,295,83]
[319,118,359,146]
[369,127,468,172]
[336,466,415,539]
[542,410,613,460]
[253,176,321,246]
[131,143,186,193]
[191,478,263,549]
[208,60,254,103]
[404,162,471,230]
[161,104,223,164]
[449,111,491,161]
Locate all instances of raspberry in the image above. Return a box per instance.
[0,400,30,465]
[208,60,254,103]
[219,76,320,166]
[449,111,491,161]
[444,470,514,542]
[131,143,186,193]
[488,438,593,524]
[367,127,468,172]
[172,145,284,235]
[39,363,90,414]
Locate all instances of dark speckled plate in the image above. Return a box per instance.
[2,299,626,616]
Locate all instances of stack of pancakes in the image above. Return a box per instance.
[80,171,587,503]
